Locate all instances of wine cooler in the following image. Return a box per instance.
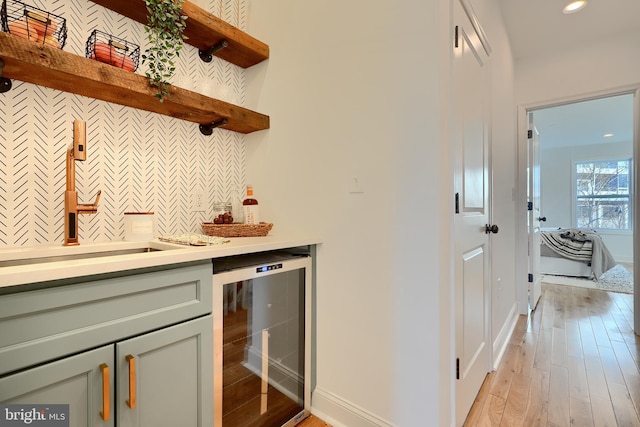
[212,249,312,427]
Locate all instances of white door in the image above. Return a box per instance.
[453,1,492,425]
[527,117,542,310]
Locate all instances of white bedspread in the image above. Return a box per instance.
[540,228,617,279]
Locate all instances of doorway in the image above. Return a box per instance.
[517,87,639,335]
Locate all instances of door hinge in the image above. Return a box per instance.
[528,273,533,283]
[456,358,460,380]
[527,129,533,139]
[527,201,533,211]
[454,26,459,48]
[455,192,460,214]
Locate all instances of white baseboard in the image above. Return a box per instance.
[492,302,519,371]
[311,387,397,427]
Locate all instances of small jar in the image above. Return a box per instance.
[213,201,232,218]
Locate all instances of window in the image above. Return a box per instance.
[575,158,632,230]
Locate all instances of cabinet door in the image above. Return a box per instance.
[117,315,213,427]
[0,345,115,427]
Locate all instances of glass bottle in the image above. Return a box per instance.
[242,185,260,224]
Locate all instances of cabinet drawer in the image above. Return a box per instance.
[0,261,212,376]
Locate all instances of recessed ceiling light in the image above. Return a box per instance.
[563,0,588,14]
[603,133,614,138]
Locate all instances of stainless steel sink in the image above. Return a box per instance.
[0,247,164,268]
[0,242,180,269]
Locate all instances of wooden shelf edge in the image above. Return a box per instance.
[89,0,269,69]
[0,32,269,134]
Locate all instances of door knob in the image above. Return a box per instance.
[538,216,547,222]
[485,224,499,234]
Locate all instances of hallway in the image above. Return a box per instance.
[464,283,639,426]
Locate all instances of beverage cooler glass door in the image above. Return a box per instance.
[212,255,312,427]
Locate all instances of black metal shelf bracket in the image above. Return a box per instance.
[198,40,229,63]
[0,59,12,94]
[199,118,228,135]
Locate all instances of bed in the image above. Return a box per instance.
[540,228,617,279]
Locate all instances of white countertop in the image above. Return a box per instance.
[0,234,320,289]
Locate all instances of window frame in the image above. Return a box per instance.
[571,156,633,232]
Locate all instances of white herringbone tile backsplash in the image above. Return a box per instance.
[0,0,248,247]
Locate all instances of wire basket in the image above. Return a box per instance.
[1,0,66,49]
[201,222,273,238]
[85,29,139,72]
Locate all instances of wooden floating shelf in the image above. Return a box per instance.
[90,0,269,68]
[0,32,269,134]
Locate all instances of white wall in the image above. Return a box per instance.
[244,0,516,425]
[244,2,448,424]
[515,30,640,106]
[540,140,633,262]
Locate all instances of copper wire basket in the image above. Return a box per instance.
[86,29,139,72]
[201,222,273,238]
[1,0,67,49]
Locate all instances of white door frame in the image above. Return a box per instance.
[527,121,542,310]
[515,84,640,334]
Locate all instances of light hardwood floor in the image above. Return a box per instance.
[298,415,332,427]
[300,282,638,427]
[465,283,640,426]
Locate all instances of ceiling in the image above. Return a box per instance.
[498,0,640,61]
[531,94,634,149]
[497,0,640,149]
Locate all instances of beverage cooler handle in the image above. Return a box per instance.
[261,329,269,415]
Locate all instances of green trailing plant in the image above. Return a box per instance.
[141,0,188,102]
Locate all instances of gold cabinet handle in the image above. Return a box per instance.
[126,355,136,409]
[99,363,110,421]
